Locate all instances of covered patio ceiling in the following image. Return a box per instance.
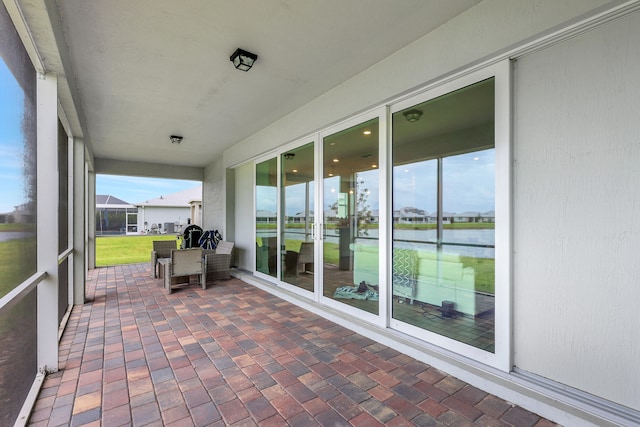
[19,0,481,170]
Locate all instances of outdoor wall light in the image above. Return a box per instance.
[230,48,258,71]
[403,109,423,122]
[170,135,183,144]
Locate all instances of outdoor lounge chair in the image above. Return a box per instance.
[163,248,204,294]
[202,241,234,284]
[151,240,177,278]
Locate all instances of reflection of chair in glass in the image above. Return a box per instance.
[256,237,277,274]
[151,240,177,278]
[163,248,203,294]
[203,241,235,284]
[285,241,314,276]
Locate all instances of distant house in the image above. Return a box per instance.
[393,207,429,224]
[0,202,36,225]
[96,195,137,236]
[136,186,202,235]
[256,210,277,224]
[454,211,495,223]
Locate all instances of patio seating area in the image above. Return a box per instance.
[27,263,555,426]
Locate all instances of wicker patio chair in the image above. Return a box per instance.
[163,248,204,294]
[151,240,177,278]
[285,241,314,276]
[202,241,235,286]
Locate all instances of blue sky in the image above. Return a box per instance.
[97,175,201,205]
[0,57,28,213]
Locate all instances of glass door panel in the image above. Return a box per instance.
[323,118,379,315]
[255,157,278,278]
[391,78,496,352]
[280,143,315,292]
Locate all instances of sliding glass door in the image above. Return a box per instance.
[255,157,278,278]
[252,61,509,368]
[390,75,502,356]
[280,142,315,293]
[322,118,380,315]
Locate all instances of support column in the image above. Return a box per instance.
[73,138,86,304]
[87,169,96,270]
[36,72,58,372]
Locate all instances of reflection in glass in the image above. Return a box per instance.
[323,118,379,315]
[392,78,496,352]
[255,157,278,278]
[281,143,315,291]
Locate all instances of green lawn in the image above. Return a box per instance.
[96,235,179,266]
[0,237,36,298]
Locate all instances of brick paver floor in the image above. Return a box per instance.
[27,263,558,426]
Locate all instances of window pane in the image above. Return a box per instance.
[0,291,37,426]
[256,157,278,278]
[281,143,315,291]
[0,3,38,424]
[392,78,495,352]
[323,118,379,315]
[0,12,37,299]
[58,121,68,253]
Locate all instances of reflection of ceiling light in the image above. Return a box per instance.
[404,169,409,173]
[403,109,423,122]
[292,169,298,173]
[371,164,377,168]
[330,142,335,146]
[363,130,371,135]
[331,188,336,192]
[328,173,334,177]
[473,157,480,161]
[333,158,339,163]
[349,190,354,194]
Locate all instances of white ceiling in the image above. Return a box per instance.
[29,0,482,169]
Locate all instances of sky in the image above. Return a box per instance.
[96,175,201,205]
[0,58,29,213]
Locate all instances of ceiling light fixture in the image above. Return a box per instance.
[230,48,258,71]
[170,135,183,144]
[403,109,423,122]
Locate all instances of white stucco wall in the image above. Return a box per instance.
[217,0,639,415]
[232,162,255,271]
[513,11,640,409]
[203,157,225,235]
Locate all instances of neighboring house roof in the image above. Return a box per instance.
[136,186,202,208]
[96,195,135,209]
[256,210,276,218]
[395,207,428,218]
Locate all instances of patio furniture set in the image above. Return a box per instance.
[151,240,235,294]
